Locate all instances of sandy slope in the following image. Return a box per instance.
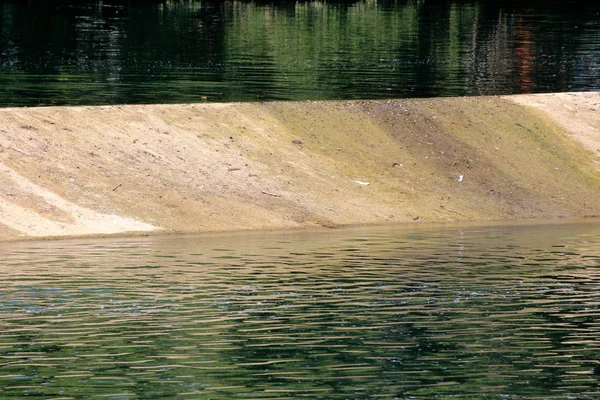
[509,92,600,155]
[0,93,599,241]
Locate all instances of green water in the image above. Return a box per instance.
[1,0,599,106]
[1,222,600,398]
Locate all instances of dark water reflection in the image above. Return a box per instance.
[0,0,599,106]
[1,222,600,398]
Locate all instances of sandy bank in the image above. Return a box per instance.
[0,92,599,241]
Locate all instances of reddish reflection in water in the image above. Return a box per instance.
[514,10,536,93]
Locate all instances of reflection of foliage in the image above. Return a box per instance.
[2,225,600,397]
[216,284,591,398]
[222,0,420,100]
[0,0,598,105]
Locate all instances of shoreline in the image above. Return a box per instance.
[4,216,600,246]
[1,92,599,242]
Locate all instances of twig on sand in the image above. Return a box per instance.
[261,191,282,197]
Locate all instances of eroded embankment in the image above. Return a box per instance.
[0,92,599,241]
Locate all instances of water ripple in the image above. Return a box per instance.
[1,222,600,398]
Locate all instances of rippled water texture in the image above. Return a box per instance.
[1,222,600,398]
[0,0,599,106]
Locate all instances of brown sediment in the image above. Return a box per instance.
[0,93,599,241]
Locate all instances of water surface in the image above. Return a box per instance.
[1,222,600,398]
[1,0,599,106]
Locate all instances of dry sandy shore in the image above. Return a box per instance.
[0,92,599,242]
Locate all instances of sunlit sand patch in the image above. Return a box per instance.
[0,162,159,237]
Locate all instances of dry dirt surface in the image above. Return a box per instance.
[508,92,600,155]
[0,93,599,241]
